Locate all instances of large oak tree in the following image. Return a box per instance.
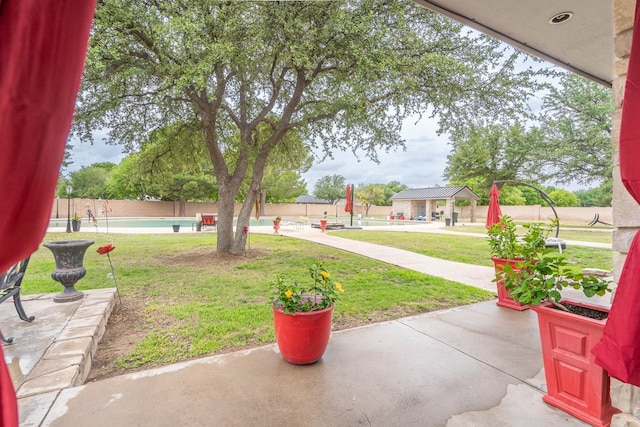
[75,0,546,254]
[535,73,614,185]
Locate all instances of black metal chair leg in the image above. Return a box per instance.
[1,329,14,345]
[13,293,34,322]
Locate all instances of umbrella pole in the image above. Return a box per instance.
[350,184,354,226]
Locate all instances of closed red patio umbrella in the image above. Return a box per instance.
[485,184,503,229]
[344,184,354,226]
[592,0,640,387]
[344,184,353,213]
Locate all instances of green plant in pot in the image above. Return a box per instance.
[272,261,343,365]
[500,238,618,426]
[71,213,82,232]
[502,254,612,313]
[487,215,553,310]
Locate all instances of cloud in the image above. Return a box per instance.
[303,115,451,190]
[68,115,451,192]
[67,136,126,173]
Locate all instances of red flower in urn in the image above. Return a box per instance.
[97,244,115,255]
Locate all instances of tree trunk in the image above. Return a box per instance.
[178,197,187,217]
[216,184,237,254]
[260,189,267,216]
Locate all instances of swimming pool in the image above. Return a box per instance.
[47,217,420,229]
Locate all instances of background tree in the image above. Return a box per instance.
[547,189,580,207]
[535,73,614,185]
[105,154,160,200]
[314,175,346,205]
[254,125,312,210]
[133,123,217,216]
[58,163,116,199]
[575,180,613,207]
[383,181,409,206]
[355,184,386,215]
[498,186,527,206]
[262,171,307,204]
[444,124,540,198]
[75,0,550,254]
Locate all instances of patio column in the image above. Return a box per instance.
[470,199,477,223]
[610,0,640,424]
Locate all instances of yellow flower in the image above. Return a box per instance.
[320,271,330,279]
[285,290,293,299]
[336,283,344,293]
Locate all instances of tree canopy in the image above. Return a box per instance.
[444,124,540,198]
[314,175,346,205]
[355,184,386,215]
[75,0,549,254]
[535,73,613,185]
[57,163,116,199]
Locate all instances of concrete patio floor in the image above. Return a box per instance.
[2,223,615,426]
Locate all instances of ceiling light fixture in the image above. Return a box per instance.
[549,12,573,24]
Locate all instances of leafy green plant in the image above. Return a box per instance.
[487,215,553,260]
[71,212,82,222]
[501,253,613,312]
[273,261,344,314]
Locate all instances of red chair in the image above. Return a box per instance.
[201,214,216,231]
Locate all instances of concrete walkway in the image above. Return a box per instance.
[5,223,615,426]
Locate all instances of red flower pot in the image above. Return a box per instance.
[532,300,619,427]
[319,219,327,232]
[491,257,529,311]
[273,219,281,235]
[273,304,333,365]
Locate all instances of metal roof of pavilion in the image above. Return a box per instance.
[295,195,331,204]
[391,185,480,201]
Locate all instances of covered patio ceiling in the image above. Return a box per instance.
[412,0,614,87]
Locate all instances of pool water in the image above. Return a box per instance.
[48,217,417,229]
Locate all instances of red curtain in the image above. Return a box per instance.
[0,0,97,425]
[592,0,640,387]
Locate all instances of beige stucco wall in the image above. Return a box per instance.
[51,198,393,220]
[53,197,614,224]
[456,205,613,224]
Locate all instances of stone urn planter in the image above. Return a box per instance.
[43,240,94,303]
[273,218,281,235]
[319,219,327,232]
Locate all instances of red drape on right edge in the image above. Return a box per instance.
[592,0,640,387]
[0,1,97,425]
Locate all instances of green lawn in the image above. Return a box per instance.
[29,232,493,369]
[441,224,613,244]
[330,230,613,270]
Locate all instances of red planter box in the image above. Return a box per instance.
[491,258,529,311]
[532,300,619,427]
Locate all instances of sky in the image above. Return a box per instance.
[67,114,454,191]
